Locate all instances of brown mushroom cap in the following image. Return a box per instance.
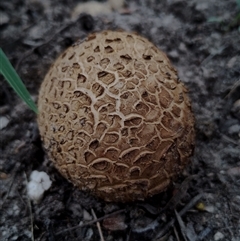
[37,30,195,202]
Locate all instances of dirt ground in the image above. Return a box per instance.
[1,0,240,240]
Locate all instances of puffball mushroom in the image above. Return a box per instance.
[37,30,195,202]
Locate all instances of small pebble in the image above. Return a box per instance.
[168,49,179,59]
[72,1,111,19]
[195,3,208,11]
[232,99,240,120]
[0,116,9,130]
[103,214,127,231]
[179,42,187,52]
[227,167,240,176]
[228,124,240,135]
[235,195,240,201]
[227,56,237,68]
[214,231,224,240]
[83,209,92,221]
[85,228,93,240]
[0,11,10,25]
[198,227,212,240]
[204,205,215,213]
[0,172,9,180]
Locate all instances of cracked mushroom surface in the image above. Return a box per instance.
[37,30,195,202]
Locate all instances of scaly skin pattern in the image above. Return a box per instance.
[38,31,195,202]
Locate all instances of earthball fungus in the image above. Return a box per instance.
[37,30,195,202]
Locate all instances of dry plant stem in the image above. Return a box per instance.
[224,79,240,99]
[174,210,188,241]
[173,225,181,241]
[24,172,35,241]
[55,209,125,235]
[154,193,203,239]
[158,175,198,214]
[0,163,20,209]
[16,188,27,207]
[200,45,227,66]
[221,134,239,145]
[126,229,132,241]
[91,208,105,241]
[1,178,15,209]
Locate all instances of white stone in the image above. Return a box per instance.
[0,116,9,130]
[72,1,111,19]
[214,231,224,240]
[204,205,215,213]
[228,124,240,135]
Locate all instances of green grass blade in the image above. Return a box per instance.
[0,48,38,114]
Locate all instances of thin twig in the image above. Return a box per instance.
[154,193,203,239]
[174,209,188,241]
[158,175,198,215]
[126,229,132,241]
[224,79,240,99]
[1,177,15,208]
[221,134,239,145]
[173,225,180,241]
[201,46,227,66]
[0,163,21,209]
[55,209,125,235]
[24,172,35,241]
[91,208,105,241]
